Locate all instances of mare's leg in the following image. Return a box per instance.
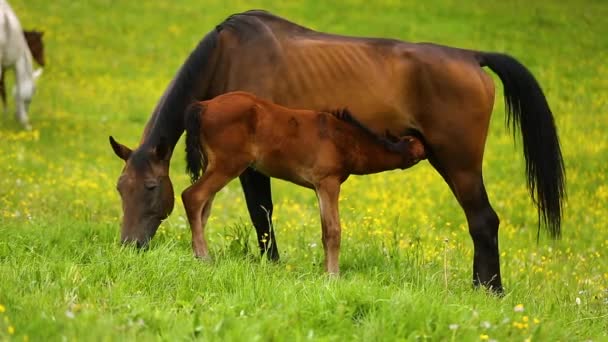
[14,57,34,130]
[182,168,236,259]
[428,151,502,293]
[239,167,279,260]
[315,177,342,275]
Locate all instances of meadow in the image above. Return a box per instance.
[1,0,607,340]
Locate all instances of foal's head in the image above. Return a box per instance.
[386,132,427,168]
[109,136,175,248]
[23,30,45,66]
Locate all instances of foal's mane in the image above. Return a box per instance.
[326,108,400,151]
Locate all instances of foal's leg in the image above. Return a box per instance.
[315,177,342,275]
[182,168,236,259]
[239,168,279,260]
[193,194,216,259]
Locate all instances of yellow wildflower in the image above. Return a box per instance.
[8,325,15,334]
[480,334,489,340]
[0,304,5,313]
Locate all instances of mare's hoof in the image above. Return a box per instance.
[473,282,505,297]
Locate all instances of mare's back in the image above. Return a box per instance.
[217,11,481,136]
[218,11,418,124]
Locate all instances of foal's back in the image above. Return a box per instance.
[201,91,340,188]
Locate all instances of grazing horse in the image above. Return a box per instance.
[0,1,43,130]
[0,29,44,113]
[180,91,426,272]
[109,10,565,293]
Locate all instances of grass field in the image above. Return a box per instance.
[1,0,607,340]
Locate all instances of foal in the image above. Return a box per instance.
[183,91,426,274]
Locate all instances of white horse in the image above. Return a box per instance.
[0,0,42,130]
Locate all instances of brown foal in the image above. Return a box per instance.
[182,91,426,274]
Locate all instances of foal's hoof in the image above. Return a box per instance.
[194,254,212,263]
[327,271,340,279]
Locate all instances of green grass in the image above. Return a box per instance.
[1,0,607,340]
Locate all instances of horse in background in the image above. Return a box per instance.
[0,29,44,113]
[0,1,43,130]
[174,91,425,272]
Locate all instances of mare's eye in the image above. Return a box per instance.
[144,180,159,191]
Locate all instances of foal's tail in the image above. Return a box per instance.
[184,102,207,183]
[478,52,565,238]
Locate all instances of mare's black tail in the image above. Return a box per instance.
[478,52,565,238]
[184,102,207,183]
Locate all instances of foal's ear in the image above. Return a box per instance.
[154,136,171,161]
[109,136,132,161]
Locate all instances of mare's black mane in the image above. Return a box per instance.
[140,24,222,155]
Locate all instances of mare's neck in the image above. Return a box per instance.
[137,28,220,156]
[139,79,186,156]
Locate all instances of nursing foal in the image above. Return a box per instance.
[183,91,426,274]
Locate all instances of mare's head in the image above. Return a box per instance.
[109,136,175,248]
[23,30,45,66]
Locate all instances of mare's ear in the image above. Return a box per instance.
[155,136,171,161]
[109,136,132,161]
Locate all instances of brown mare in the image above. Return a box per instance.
[109,10,565,293]
[0,30,44,111]
[181,91,426,273]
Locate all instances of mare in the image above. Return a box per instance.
[180,91,426,273]
[0,1,43,130]
[0,30,44,113]
[109,10,565,293]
